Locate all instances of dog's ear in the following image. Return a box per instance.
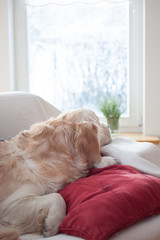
[74,122,101,166]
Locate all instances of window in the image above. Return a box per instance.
[13,0,143,131]
[26,0,129,117]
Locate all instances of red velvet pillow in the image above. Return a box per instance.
[59,165,160,240]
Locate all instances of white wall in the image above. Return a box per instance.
[143,0,160,136]
[0,0,11,91]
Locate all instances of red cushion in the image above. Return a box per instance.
[59,165,160,240]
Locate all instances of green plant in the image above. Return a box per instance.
[100,95,123,119]
[100,95,123,133]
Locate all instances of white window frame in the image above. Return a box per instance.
[11,0,143,132]
[119,0,144,132]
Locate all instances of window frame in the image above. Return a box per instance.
[12,0,143,132]
[118,0,143,132]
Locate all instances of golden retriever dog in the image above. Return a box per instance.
[0,108,118,240]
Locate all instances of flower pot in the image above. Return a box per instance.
[107,117,119,134]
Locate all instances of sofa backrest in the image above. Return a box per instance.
[0,92,61,140]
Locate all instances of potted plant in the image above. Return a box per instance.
[100,95,123,134]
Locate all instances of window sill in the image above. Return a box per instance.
[113,132,159,145]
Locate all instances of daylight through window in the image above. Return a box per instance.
[26,1,129,116]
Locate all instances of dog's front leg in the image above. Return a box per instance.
[8,193,66,237]
[42,193,66,237]
[93,156,119,169]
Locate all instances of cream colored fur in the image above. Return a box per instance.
[0,108,118,240]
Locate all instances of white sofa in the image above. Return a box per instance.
[1,92,160,240]
[0,92,61,141]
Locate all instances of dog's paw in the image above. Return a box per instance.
[43,193,66,237]
[43,220,59,237]
[94,156,120,169]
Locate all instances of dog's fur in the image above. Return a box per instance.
[0,108,118,240]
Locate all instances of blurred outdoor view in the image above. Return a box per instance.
[26,1,129,116]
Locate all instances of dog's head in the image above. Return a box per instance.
[16,119,102,169]
[13,108,111,179]
[57,108,112,147]
[47,119,102,168]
